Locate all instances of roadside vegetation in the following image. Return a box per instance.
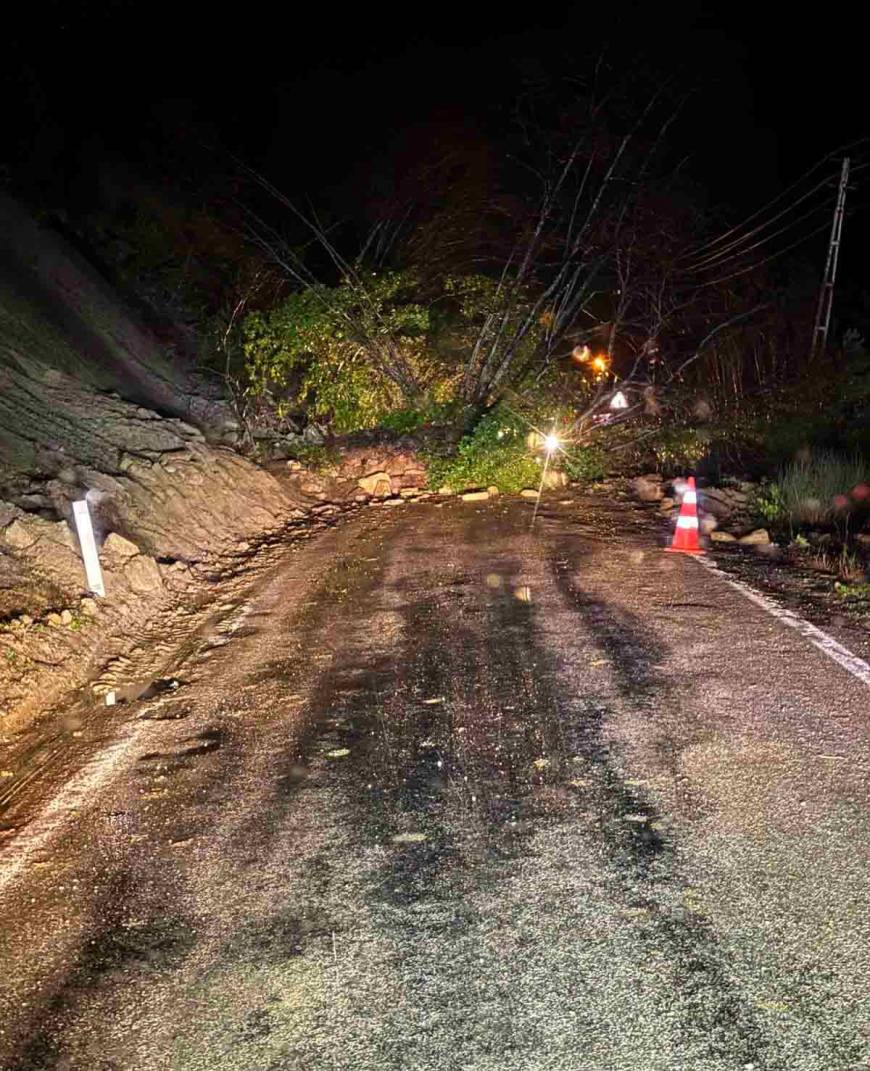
[44,71,868,573]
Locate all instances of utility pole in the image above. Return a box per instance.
[810,156,850,360]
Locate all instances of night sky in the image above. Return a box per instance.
[5,2,868,265]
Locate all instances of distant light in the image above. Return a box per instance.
[544,433,560,452]
[610,390,629,410]
[591,354,609,373]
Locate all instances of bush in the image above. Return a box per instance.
[242,273,435,432]
[758,451,867,532]
[378,400,459,436]
[562,444,607,481]
[648,426,710,473]
[425,407,543,493]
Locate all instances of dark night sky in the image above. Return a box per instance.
[5,2,868,265]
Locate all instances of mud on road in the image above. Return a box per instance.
[1,492,869,1070]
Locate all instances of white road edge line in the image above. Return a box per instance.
[695,554,870,689]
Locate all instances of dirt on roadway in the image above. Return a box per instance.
[1,491,869,1070]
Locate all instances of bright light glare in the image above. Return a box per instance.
[544,433,560,452]
[591,355,609,373]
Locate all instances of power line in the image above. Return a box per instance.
[687,218,834,291]
[683,173,838,272]
[679,137,870,262]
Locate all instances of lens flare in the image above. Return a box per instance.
[544,433,560,452]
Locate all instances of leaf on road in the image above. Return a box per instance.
[392,832,427,844]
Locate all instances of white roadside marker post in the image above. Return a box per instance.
[72,499,106,598]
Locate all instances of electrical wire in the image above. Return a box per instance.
[684,194,835,274]
[678,137,870,262]
[688,217,834,290]
[683,173,837,272]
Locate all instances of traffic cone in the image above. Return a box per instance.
[665,477,704,555]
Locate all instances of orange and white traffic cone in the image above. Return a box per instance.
[665,476,704,555]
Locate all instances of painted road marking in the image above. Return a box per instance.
[696,554,870,690]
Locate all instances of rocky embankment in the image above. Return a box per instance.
[630,473,771,546]
[0,195,443,735]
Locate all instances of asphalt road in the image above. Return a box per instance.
[1,492,869,1070]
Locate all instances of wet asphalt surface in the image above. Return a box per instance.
[1,492,870,1070]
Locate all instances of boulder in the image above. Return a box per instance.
[697,491,734,521]
[739,528,771,546]
[123,554,164,593]
[710,530,738,543]
[101,532,141,561]
[630,474,664,502]
[358,471,392,496]
[461,491,490,502]
[520,489,540,499]
[2,519,38,550]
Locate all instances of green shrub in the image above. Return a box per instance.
[648,426,709,472]
[378,400,459,435]
[425,407,542,493]
[562,444,607,481]
[242,272,435,432]
[752,481,787,526]
[759,451,867,531]
[835,581,870,600]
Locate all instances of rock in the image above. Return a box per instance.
[382,497,405,507]
[461,491,490,502]
[697,491,733,521]
[630,474,664,502]
[46,612,63,627]
[358,471,392,496]
[80,598,98,616]
[437,486,455,496]
[399,487,423,498]
[541,469,568,490]
[101,532,141,562]
[520,489,540,499]
[711,530,738,543]
[739,528,771,546]
[302,424,326,445]
[60,609,73,625]
[123,555,164,593]
[2,519,38,550]
[659,497,676,511]
[487,486,500,497]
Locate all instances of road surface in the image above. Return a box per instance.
[1,492,869,1070]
